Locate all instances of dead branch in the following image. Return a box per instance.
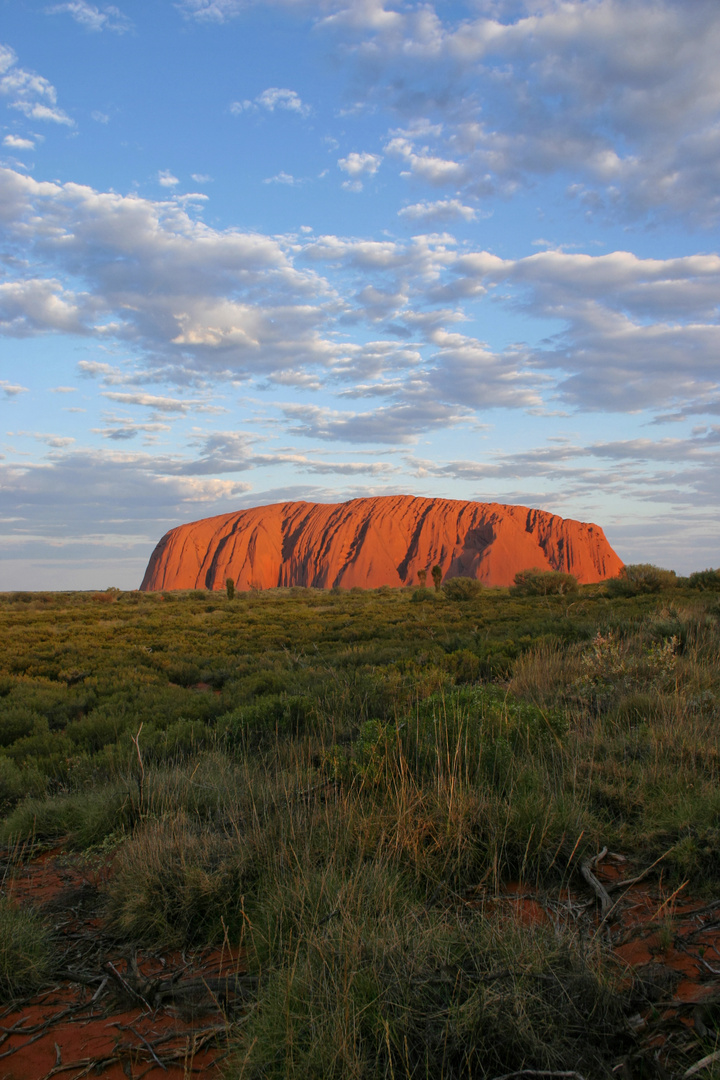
[683,1049,720,1079]
[36,1024,233,1080]
[580,848,612,917]
[105,960,152,1011]
[605,848,671,894]
[128,1025,167,1071]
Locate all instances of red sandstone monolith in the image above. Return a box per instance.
[139,496,623,591]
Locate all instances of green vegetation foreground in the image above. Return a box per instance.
[1,573,720,1077]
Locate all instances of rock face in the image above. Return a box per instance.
[140,496,623,592]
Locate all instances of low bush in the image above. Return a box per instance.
[106,814,252,947]
[442,576,484,601]
[410,587,434,603]
[606,564,677,596]
[0,785,137,848]
[0,757,46,813]
[512,568,579,596]
[509,641,581,704]
[237,886,627,1080]
[0,899,54,1002]
[221,694,316,749]
[687,568,720,591]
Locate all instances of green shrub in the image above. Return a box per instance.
[606,563,677,596]
[106,815,252,946]
[512,569,579,596]
[0,786,137,848]
[447,648,482,683]
[0,709,38,748]
[442,576,484,601]
[0,899,54,1002]
[238,882,627,1080]
[221,694,316,748]
[410,587,434,603]
[326,687,566,803]
[0,757,46,813]
[687,568,720,591]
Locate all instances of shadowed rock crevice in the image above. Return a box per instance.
[396,500,436,582]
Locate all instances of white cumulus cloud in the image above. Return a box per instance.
[0,45,73,126]
[231,87,310,117]
[398,199,477,222]
[263,171,301,185]
[0,380,28,398]
[338,151,382,177]
[3,134,35,150]
[158,170,180,188]
[46,2,132,33]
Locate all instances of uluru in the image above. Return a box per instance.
[140,495,623,592]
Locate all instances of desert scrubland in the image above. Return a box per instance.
[1,568,720,1077]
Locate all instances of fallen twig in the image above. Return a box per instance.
[105,960,152,1011]
[36,1024,233,1080]
[128,1025,168,1071]
[0,1001,90,1038]
[605,853,668,893]
[683,1049,720,1079]
[580,848,612,917]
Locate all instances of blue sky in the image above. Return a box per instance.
[1,0,719,589]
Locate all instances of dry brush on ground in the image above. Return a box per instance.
[1,577,720,1077]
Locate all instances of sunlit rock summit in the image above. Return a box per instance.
[140,496,623,592]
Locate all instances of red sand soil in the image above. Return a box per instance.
[2,847,246,1079]
[140,495,623,592]
[477,852,720,1075]
[4,846,719,1078]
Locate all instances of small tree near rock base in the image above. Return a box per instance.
[225,577,235,600]
[417,568,427,587]
[431,565,442,591]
